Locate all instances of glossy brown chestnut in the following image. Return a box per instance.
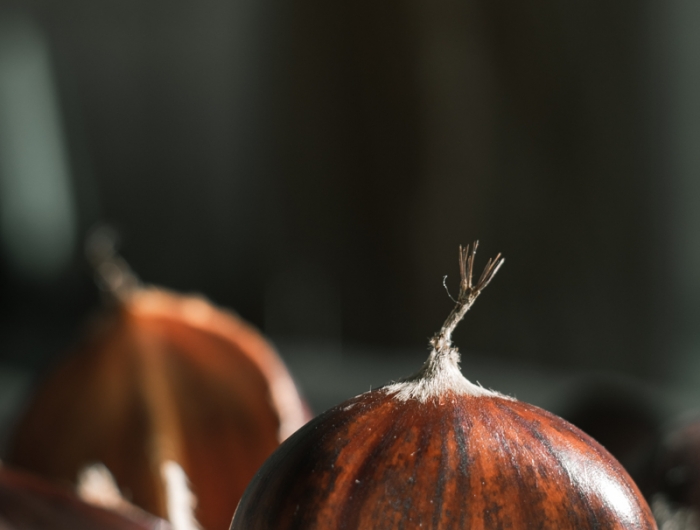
[0,465,170,529]
[8,253,310,530]
[231,244,657,530]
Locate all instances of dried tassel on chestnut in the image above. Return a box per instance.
[231,243,657,530]
[7,237,311,530]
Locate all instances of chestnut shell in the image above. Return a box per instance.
[8,288,310,530]
[649,418,700,519]
[231,389,656,530]
[0,466,169,529]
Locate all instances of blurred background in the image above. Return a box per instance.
[1,0,700,451]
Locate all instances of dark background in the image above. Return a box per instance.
[0,0,698,408]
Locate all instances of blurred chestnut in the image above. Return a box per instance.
[0,465,170,529]
[648,418,700,529]
[7,236,310,530]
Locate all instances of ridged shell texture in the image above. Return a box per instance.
[232,389,657,530]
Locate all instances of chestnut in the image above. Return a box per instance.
[0,465,170,529]
[7,239,311,530]
[230,244,657,530]
[648,418,700,529]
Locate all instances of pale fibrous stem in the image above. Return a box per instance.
[430,242,504,357]
[85,225,140,301]
[385,242,505,401]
